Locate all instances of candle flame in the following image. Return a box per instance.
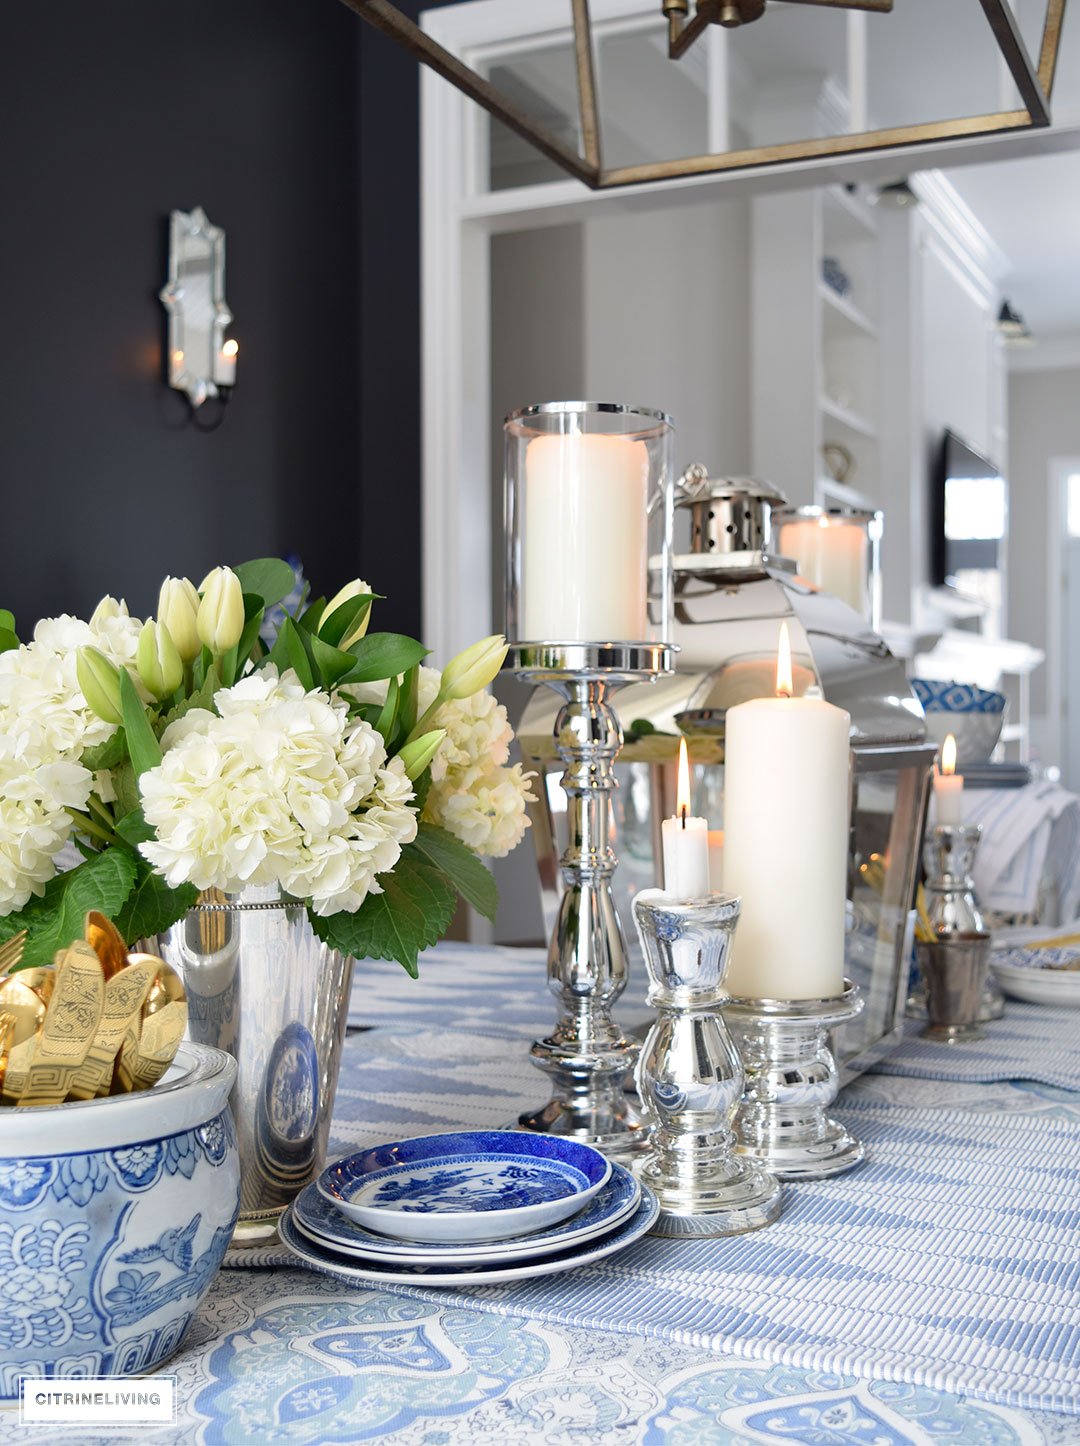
[222,338,239,359]
[676,737,691,825]
[776,621,793,699]
[941,733,957,776]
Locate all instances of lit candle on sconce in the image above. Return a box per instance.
[218,337,239,387]
[661,737,711,899]
[933,733,964,826]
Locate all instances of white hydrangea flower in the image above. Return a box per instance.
[0,730,93,913]
[0,599,144,764]
[138,668,417,914]
[428,762,536,859]
[344,664,534,858]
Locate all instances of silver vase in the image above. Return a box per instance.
[153,885,354,1246]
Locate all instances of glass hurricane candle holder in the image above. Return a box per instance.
[503,401,676,1160]
[774,505,883,630]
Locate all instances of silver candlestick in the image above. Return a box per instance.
[633,890,782,1236]
[725,983,865,1179]
[507,642,674,1160]
[907,823,1003,1027]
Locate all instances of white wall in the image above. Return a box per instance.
[583,197,753,473]
[1008,364,1080,747]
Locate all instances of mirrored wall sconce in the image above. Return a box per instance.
[159,207,238,409]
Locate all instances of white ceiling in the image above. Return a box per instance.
[938,5,1080,352]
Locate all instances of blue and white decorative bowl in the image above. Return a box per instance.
[319,1130,612,1243]
[0,1042,239,1398]
[911,678,1007,765]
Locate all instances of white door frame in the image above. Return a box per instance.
[1047,456,1080,777]
[419,0,1080,664]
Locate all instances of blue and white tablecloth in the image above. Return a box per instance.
[7,943,1080,1445]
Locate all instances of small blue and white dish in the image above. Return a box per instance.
[297,1161,640,1264]
[912,678,1007,766]
[318,1130,612,1243]
[991,946,1080,1006]
[280,1184,660,1287]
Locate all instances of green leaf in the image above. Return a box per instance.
[158,673,218,732]
[283,617,316,690]
[0,609,15,634]
[375,674,400,744]
[81,730,127,772]
[413,822,498,921]
[308,846,455,977]
[411,767,432,813]
[299,596,326,632]
[0,628,18,655]
[399,665,420,746]
[112,762,142,818]
[120,670,162,779]
[232,558,297,609]
[0,850,138,969]
[114,805,156,848]
[310,633,358,689]
[340,634,429,685]
[114,864,197,945]
[319,594,375,648]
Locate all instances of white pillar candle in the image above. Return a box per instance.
[661,738,711,898]
[708,830,725,891]
[778,516,869,618]
[933,733,965,826]
[724,622,850,1000]
[522,432,649,641]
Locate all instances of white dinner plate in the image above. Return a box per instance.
[279,1185,660,1287]
[295,1163,641,1265]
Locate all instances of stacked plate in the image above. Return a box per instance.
[991,946,1080,1006]
[279,1129,658,1286]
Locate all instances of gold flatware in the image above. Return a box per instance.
[68,958,160,1100]
[18,943,105,1107]
[0,930,27,972]
[115,955,188,1093]
[0,969,56,1103]
[84,911,129,979]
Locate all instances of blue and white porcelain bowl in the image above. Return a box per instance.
[319,1130,612,1243]
[0,1042,239,1398]
[911,678,1007,765]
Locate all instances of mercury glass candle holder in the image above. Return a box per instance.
[907,823,1003,1027]
[504,402,675,1160]
[725,982,865,1179]
[632,890,782,1236]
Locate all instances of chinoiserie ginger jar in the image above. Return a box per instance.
[0,1042,239,1396]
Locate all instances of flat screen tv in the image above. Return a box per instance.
[930,428,1007,588]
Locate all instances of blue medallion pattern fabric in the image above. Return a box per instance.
[911,679,1007,714]
[0,1110,240,1397]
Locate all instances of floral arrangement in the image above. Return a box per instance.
[0,560,534,973]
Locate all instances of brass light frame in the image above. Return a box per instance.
[340,0,1066,189]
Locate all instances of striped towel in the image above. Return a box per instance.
[965,782,1080,921]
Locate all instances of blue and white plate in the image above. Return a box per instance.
[296,1162,640,1264]
[318,1131,612,1243]
[280,1184,659,1287]
[991,947,1080,1006]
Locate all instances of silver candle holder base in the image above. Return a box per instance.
[633,890,782,1237]
[726,983,865,1180]
[507,642,674,1161]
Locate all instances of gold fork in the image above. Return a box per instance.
[0,931,27,973]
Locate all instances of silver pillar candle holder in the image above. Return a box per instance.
[503,401,677,1160]
[633,890,782,1236]
[913,823,996,1042]
[507,644,673,1157]
[725,983,865,1179]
